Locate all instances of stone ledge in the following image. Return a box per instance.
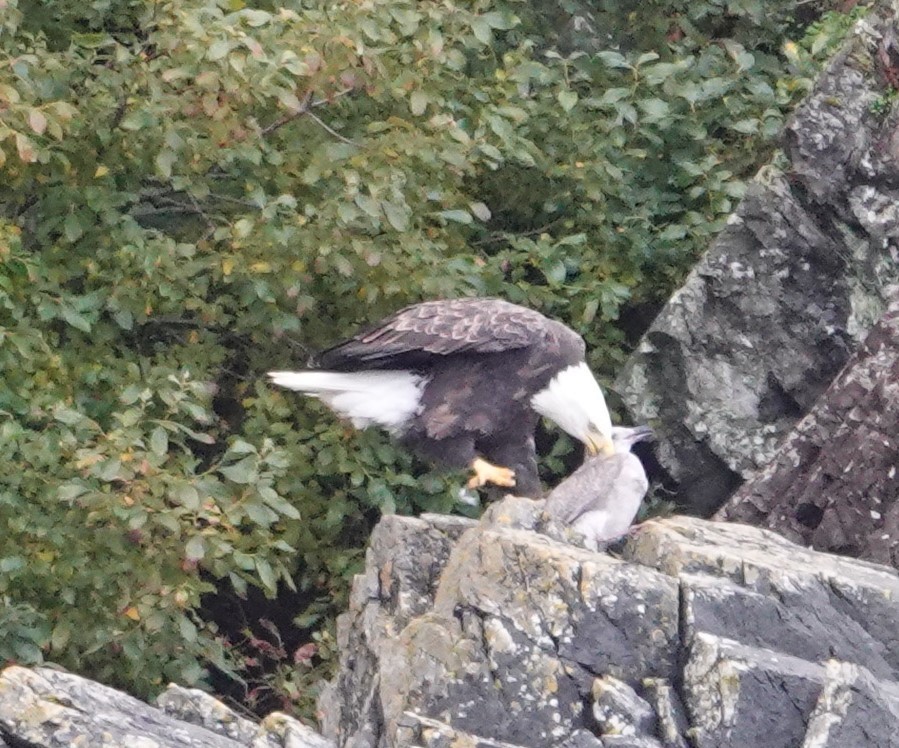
[320,501,899,747]
[0,666,332,748]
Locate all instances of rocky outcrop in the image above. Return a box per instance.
[716,291,899,566]
[0,666,333,748]
[614,12,899,514]
[318,499,899,747]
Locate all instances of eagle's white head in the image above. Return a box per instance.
[531,362,614,455]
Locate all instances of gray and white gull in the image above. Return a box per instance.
[544,425,653,549]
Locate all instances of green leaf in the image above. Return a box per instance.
[58,483,88,502]
[185,535,206,561]
[409,90,427,116]
[600,87,631,105]
[60,306,91,333]
[149,427,168,457]
[51,622,72,651]
[597,51,631,69]
[53,406,84,426]
[659,224,688,241]
[28,109,47,136]
[436,209,472,224]
[119,110,154,131]
[557,90,578,112]
[155,512,181,534]
[72,33,113,49]
[293,612,322,628]
[207,40,232,61]
[470,17,492,45]
[112,309,133,330]
[156,150,177,179]
[277,89,301,111]
[255,557,277,593]
[182,402,212,424]
[259,488,301,519]
[229,572,248,598]
[543,260,567,285]
[639,98,670,120]
[245,500,278,526]
[14,641,43,664]
[0,556,25,572]
[179,616,198,643]
[233,217,254,238]
[355,194,381,218]
[469,201,491,221]
[172,484,200,510]
[233,550,256,570]
[481,11,515,30]
[635,51,660,66]
[382,201,409,232]
[735,51,755,71]
[301,163,321,185]
[220,457,257,485]
[643,62,690,85]
[556,233,587,247]
[730,119,759,134]
[229,440,257,455]
[97,459,123,482]
[63,214,83,242]
[120,386,142,405]
[241,9,271,26]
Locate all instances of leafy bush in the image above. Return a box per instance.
[0,0,864,712]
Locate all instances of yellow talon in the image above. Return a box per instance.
[467,457,516,489]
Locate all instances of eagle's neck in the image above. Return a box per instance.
[530,362,611,442]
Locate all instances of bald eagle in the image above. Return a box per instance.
[268,298,613,497]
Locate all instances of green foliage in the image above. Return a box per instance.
[0,0,865,713]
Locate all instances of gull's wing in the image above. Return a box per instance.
[544,454,629,524]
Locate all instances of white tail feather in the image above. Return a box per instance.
[268,370,426,432]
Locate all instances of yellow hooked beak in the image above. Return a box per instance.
[585,432,615,457]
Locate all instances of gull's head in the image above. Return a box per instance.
[611,424,654,454]
[531,362,614,455]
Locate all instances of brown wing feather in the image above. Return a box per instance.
[319,298,576,369]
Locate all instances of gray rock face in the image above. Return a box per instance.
[682,634,826,748]
[318,502,899,747]
[717,292,899,568]
[0,665,333,748]
[615,14,899,514]
[803,661,899,747]
[317,513,477,748]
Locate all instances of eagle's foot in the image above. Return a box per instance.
[467,457,516,489]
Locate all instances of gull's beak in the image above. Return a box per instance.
[632,425,655,443]
[585,431,615,456]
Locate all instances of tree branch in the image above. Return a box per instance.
[305,110,358,146]
[260,87,356,143]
